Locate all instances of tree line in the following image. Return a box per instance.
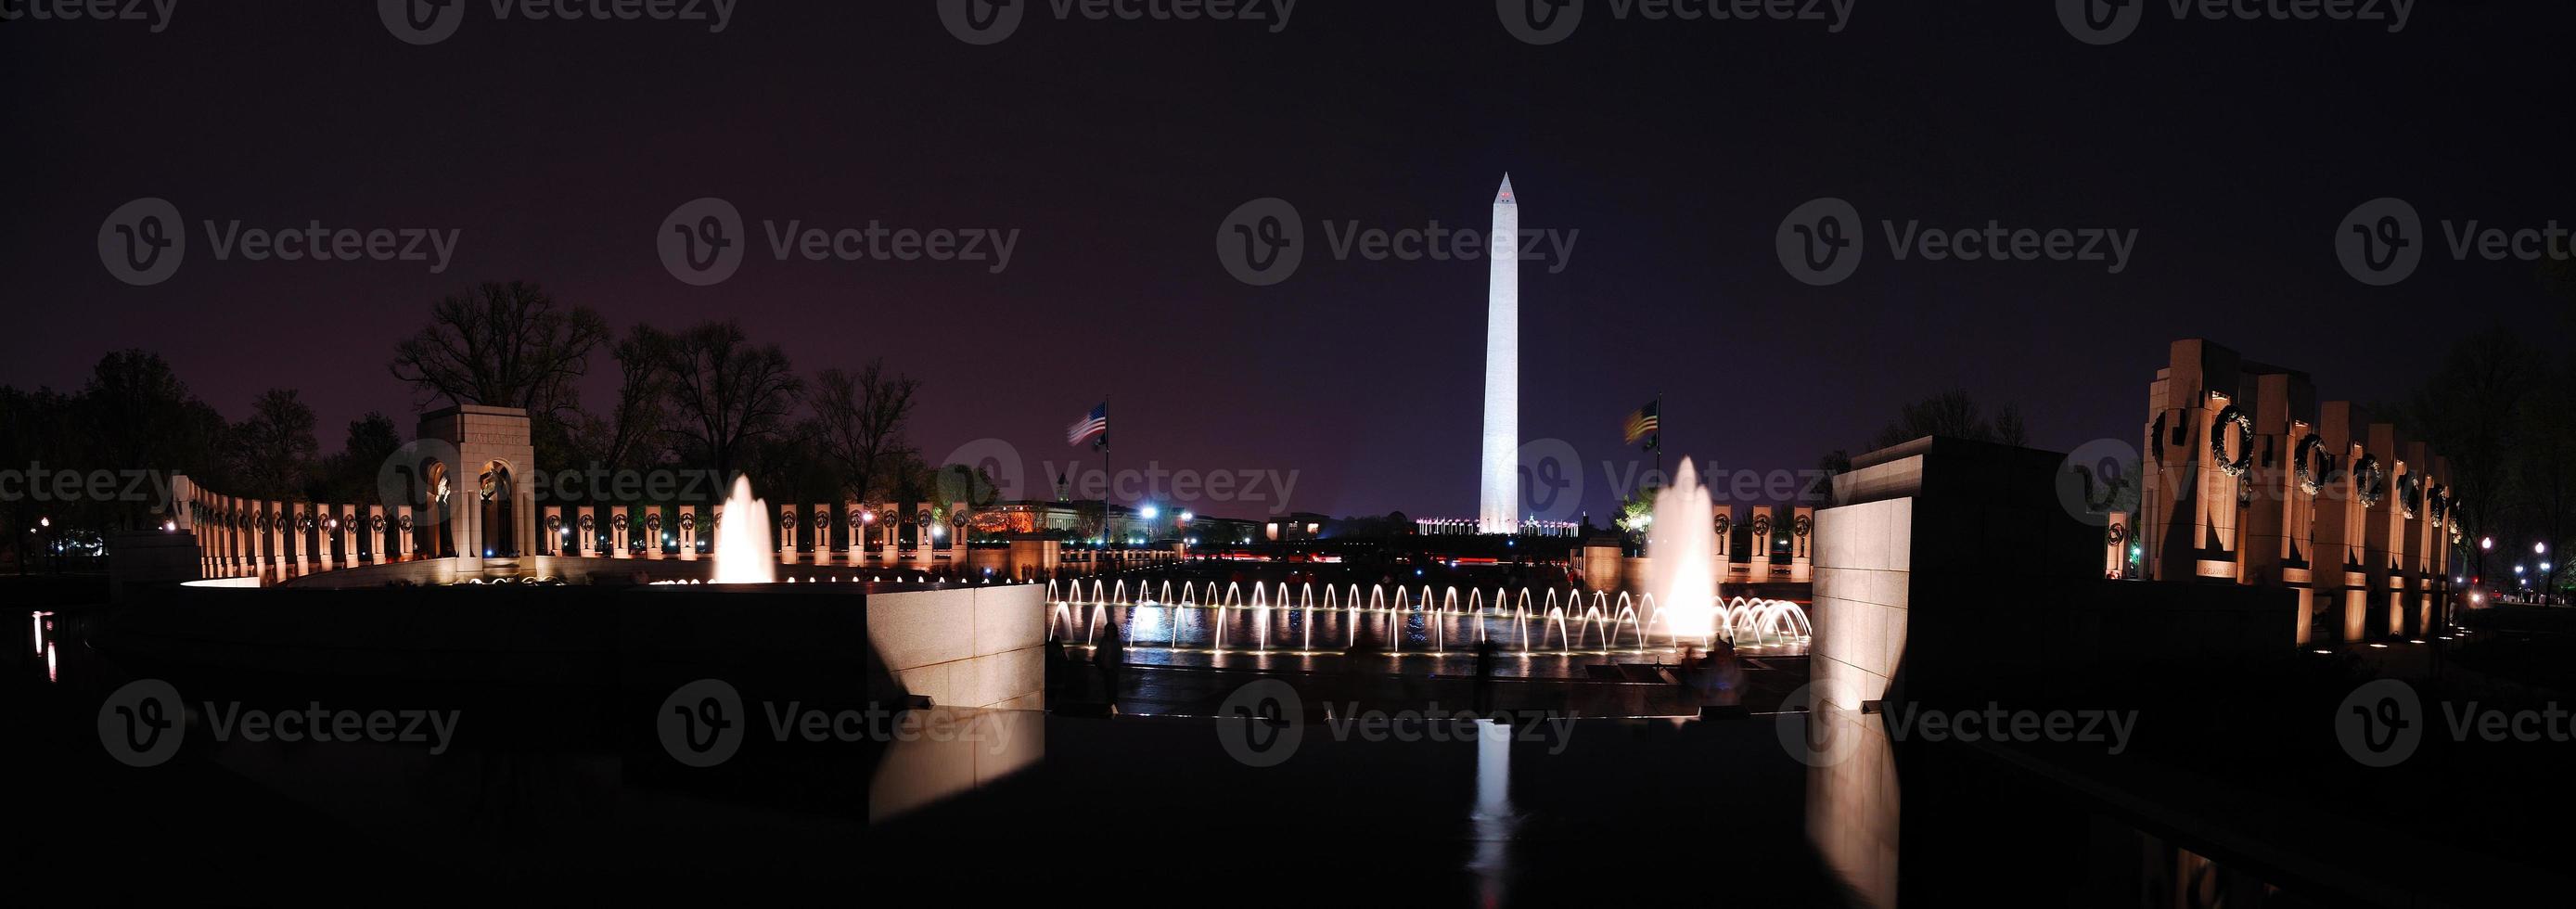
[0,281,966,556]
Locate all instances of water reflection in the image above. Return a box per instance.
[1469,718,1519,907]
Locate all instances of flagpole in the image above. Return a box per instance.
[1654,390,1664,484]
[1100,395,1110,548]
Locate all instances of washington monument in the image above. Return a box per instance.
[1479,174,1519,534]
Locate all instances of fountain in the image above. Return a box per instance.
[1644,459,1719,643]
[710,475,776,584]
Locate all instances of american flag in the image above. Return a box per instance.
[1066,402,1108,447]
[1622,400,1660,449]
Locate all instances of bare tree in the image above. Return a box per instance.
[387,281,609,421]
[229,389,318,499]
[580,325,674,472]
[662,321,801,483]
[2394,325,2543,574]
[811,359,920,502]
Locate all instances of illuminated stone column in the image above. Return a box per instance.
[2312,403,2374,643]
[2139,339,2255,582]
[844,501,865,562]
[541,506,561,557]
[1789,506,1815,583]
[2105,512,2132,578]
[331,506,355,568]
[609,507,632,558]
[777,505,796,557]
[644,508,666,559]
[811,504,832,562]
[366,506,386,563]
[2240,371,2315,595]
[1711,506,1737,582]
[1750,507,1779,579]
[575,506,596,557]
[677,506,698,559]
[2403,440,2437,635]
[2364,423,2407,638]
[1477,174,1519,535]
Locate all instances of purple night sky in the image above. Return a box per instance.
[5,3,2569,522]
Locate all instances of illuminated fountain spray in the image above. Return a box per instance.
[711,476,776,584]
[1644,459,1718,645]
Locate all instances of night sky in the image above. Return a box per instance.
[6,1,2569,523]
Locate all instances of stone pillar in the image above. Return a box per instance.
[331,506,355,568]
[2364,423,2406,638]
[844,501,865,562]
[365,506,386,563]
[1789,506,1815,583]
[1711,506,1736,578]
[2140,339,2254,583]
[576,506,596,557]
[541,506,561,556]
[2240,371,2315,593]
[2313,403,2372,643]
[777,505,796,557]
[677,506,699,559]
[1749,506,1779,579]
[2403,440,2436,636]
[811,505,832,561]
[609,507,632,558]
[2105,511,2133,578]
